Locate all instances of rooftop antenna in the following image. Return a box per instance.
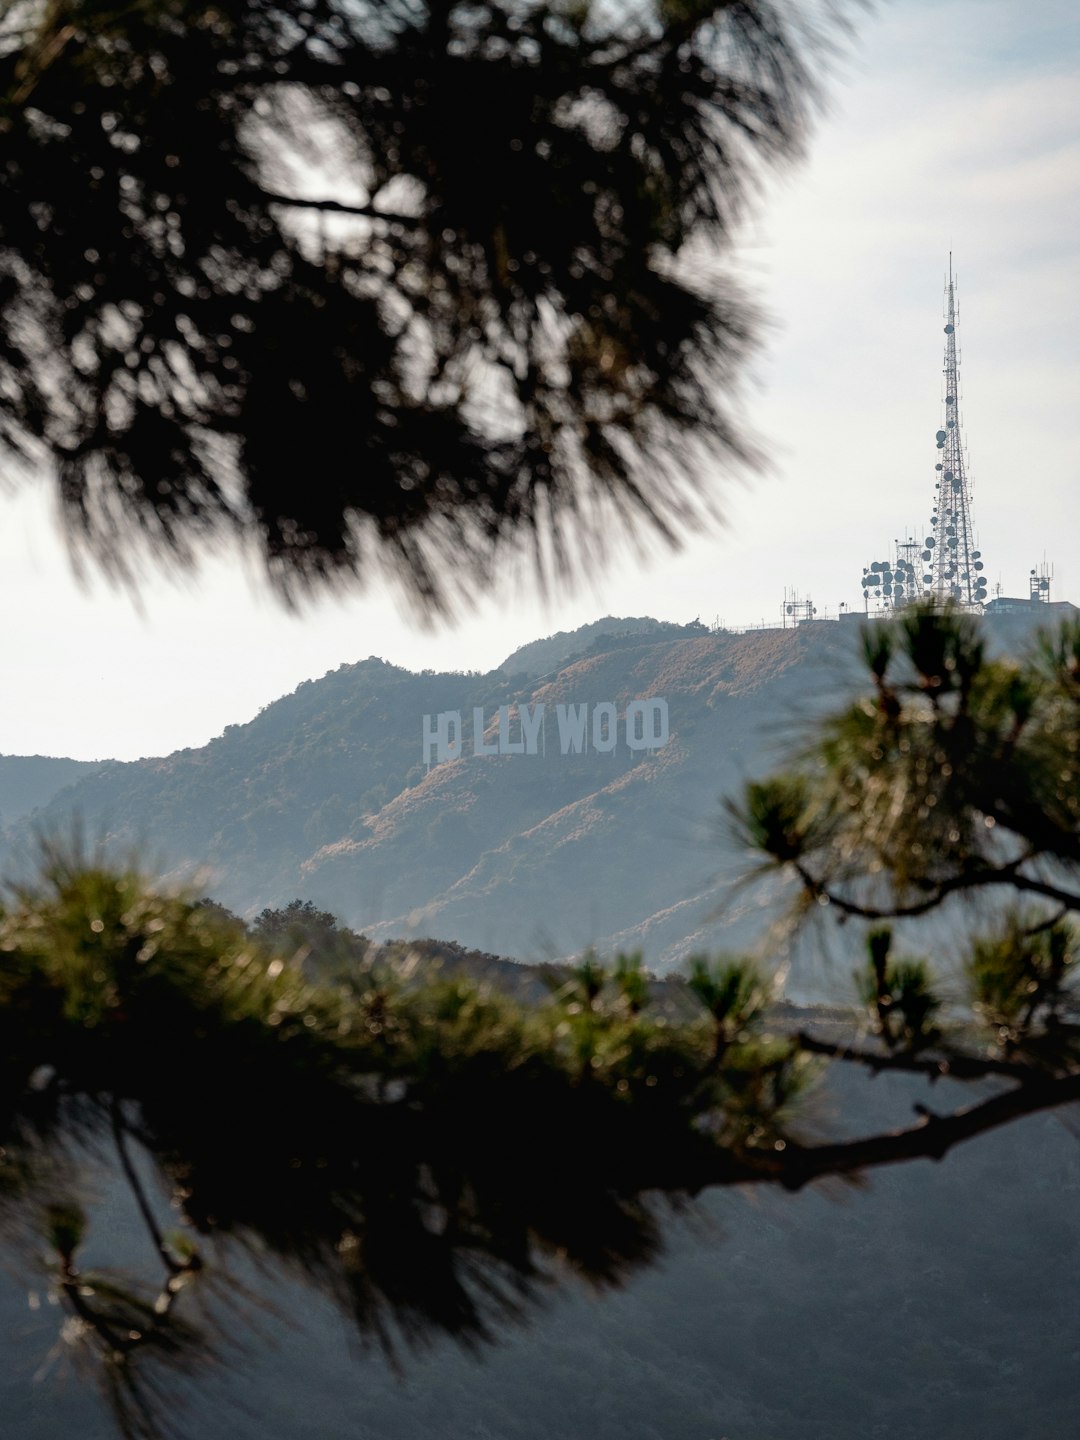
[856,528,922,615]
[920,257,987,610]
[1029,560,1053,604]
[781,587,816,627]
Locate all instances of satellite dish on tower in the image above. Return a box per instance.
[855,267,986,620]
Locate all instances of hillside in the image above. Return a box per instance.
[498,615,710,678]
[0,620,861,982]
[0,753,102,827]
[0,608,1061,992]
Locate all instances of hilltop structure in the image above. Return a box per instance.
[922,256,987,607]
[774,265,1068,628]
[859,258,987,614]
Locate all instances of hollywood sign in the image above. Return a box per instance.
[422,698,670,766]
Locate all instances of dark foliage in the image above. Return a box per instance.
[3,805,1080,1436]
[0,0,842,606]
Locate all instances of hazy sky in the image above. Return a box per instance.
[1,0,1077,761]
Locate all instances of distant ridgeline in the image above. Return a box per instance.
[0,614,835,984]
[497,616,708,677]
[423,698,670,765]
[5,610,1060,991]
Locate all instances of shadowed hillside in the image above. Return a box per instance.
[0,754,102,827]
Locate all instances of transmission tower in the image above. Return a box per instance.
[920,257,987,608]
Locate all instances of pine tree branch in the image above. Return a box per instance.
[111,1100,185,1278]
[58,1257,129,1354]
[795,861,1080,922]
[711,1069,1080,1192]
[1020,906,1069,937]
[794,1032,1035,1083]
[257,189,422,228]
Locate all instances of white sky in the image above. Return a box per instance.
[1,0,1077,761]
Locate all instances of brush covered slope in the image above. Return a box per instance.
[1,618,862,970]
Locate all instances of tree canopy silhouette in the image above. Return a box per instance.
[0,0,842,606]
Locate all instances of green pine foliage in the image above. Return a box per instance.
[0,851,809,1436]
[730,605,1080,922]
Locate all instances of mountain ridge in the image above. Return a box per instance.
[1,607,1066,986]
[0,617,857,982]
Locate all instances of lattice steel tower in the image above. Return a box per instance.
[921,256,987,608]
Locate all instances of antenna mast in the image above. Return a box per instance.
[921,256,987,608]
